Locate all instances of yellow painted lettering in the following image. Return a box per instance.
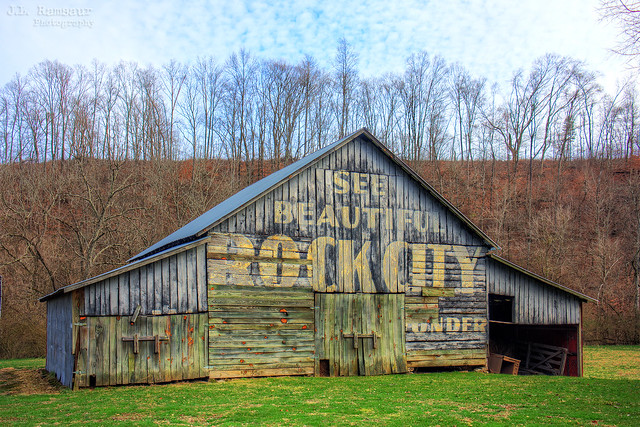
[354,241,373,292]
[446,317,461,333]
[297,202,315,226]
[211,234,254,285]
[452,246,483,289]
[462,317,473,332]
[361,207,381,229]
[427,244,447,287]
[413,210,429,233]
[384,208,394,230]
[258,235,300,287]
[309,236,336,292]
[274,201,294,224]
[372,175,387,196]
[473,318,487,332]
[431,318,443,333]
[316,205,337,227]
[336,240,374,292]
[333,171,350,194]
[402,209,413,228]
[353,172,368,194]
[340,206,361,228]
[383,241,409,292]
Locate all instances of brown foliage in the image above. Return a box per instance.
[1,156,639,358]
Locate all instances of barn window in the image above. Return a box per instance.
[489,294,513,322]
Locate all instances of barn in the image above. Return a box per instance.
[40,128,595,388]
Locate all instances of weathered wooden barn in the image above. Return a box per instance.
[40,129,595,388]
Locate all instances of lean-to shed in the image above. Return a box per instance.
[40,129,594,388]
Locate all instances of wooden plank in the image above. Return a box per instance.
[87,317,96,384]
[187,248,197,313]
[209,366,313,379]
[154,261,162,314]
[146,264,154,315]
[94,282,102,316]
[129,269,140,316]
[86,282,95,315]
[197,244,207,313]
[177,251,188,313]
[170,314,181,381]
[94,317,106,386]
[169,255,178,313]
[139,267,148,315]
[198,313,209,378]
[115,316,123,385]
[108,316,116,385]
[161,258,170,314]
[408,358,486,368]
[118,273,129,316]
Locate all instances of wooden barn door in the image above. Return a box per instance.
[315,293,407,376]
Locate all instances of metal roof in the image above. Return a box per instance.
[39,237,210,302]
[128,132,353,262]
[42,128,500,302]
[488,254,597,303]
[131,128,498,262]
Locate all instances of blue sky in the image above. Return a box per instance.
[0,0,632,93]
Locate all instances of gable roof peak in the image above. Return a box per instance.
[130,129,496,262]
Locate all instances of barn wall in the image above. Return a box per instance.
[46,293,73,388]
[75,313,208,387]
[208,136,489,374]
[208,284,315,378]
[83,245,207,317]
[486,257,581,325]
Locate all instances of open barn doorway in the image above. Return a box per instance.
[489,322,580,376]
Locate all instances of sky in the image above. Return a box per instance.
[0,0,633,93]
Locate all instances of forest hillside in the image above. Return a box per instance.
[1,51,639,357]
[0,156,639,358]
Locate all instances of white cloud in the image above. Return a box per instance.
[0,0,633,93]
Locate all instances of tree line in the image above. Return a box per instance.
[2,42,638,167]
[1,44,639,357]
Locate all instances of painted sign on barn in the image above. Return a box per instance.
[41,129,592,388]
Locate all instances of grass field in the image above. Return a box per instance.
[0,345,638,425]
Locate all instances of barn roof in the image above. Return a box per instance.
[39,237,209,302]
[488,254,597,303]
[130,128,498,262]
[41,128,499,302]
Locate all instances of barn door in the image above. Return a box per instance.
[315,293,407,376]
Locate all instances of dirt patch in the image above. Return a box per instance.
[0,367,63,395]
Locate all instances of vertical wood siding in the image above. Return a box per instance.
[75,313,208,387]
[83,245,207,316]
[46,293,73,388]
[486,257,581,325]
[209,136,490,372]
[315,293,407,376]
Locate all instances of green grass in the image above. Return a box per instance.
[1,346,638,426]
[583,345,640,380]
[0,359,44,370]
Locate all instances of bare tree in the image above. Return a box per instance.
[600,1,640,66]
[399,52,450,161]
[450,65,486,163]
[334,38,358,138]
